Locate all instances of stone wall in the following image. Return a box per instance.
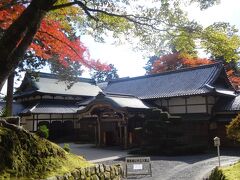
[45,164,123,180]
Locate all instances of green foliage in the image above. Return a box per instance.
[201,22,240,62]
[50,57,83,89]
[144,56,159,75]
[226,114,240,142]
[90,64,119,83]
[0,107,7,117]
[208,167,226,180]
[36,125,49,139]
[63,143,70,152]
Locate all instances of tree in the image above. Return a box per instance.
[226,114,240,142]
[146,53,212,74]
[90,64,119,83]
[0,1,88,115]
[0,0,221,91]
[144,56,159,75]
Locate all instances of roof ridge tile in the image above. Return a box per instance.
[109,62,223,84]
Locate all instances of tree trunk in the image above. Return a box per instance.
[0,0,56,91]
[6,73,14,116]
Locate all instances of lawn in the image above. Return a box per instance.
[221,161,240,180]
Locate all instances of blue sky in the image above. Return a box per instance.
[1,0,240,95]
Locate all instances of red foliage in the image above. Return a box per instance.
[0,1,25,29]
[151,53,214,74]
[151,53,182,74]
[0,0,109,70]
[182,57,213,67]
[227,70,240,89]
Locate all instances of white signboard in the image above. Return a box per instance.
[125,157,152,177]
[133,164,143,170]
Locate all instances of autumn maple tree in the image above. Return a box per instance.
[0,0,224,91]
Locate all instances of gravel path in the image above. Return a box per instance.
[103,151,240,180]
[59,143,240,180]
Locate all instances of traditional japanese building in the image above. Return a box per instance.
[13,63,240,147]
[14,72,101,140]
[101,62,240,146]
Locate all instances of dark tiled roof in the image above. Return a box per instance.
[105,63,234,99]
[214,95,240,112]
[15,72,102,97]
[78,92,151,113]
[20,101,78,114]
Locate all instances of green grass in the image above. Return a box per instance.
[0,126,94,179]
[221,161,240,180]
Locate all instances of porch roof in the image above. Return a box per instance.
[20,100,78,114]
[77,92,151,114]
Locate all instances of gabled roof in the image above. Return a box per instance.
[15,72,102,97]
[105,63,236,99]
[77,92,151,114]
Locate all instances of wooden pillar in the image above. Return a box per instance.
[123,114,128,149]
[119,123,122,145]
[94,124,97,146]
[205,96,209,114]
[124,125,128,149]
[32,114,35,132]
[97,116,101,147]
[50,114,52,124]
[36,114,39,131]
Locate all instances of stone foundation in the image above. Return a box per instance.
[45,164,123,180]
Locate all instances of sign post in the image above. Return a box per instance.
[213,137,221,167]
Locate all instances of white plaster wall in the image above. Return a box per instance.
[168,97,185,106]
[169,106,186,114]
[63,114,74,118]
[38,114,50,119]
[51,114,62,119]
[187,105,206,113]
[187,96,205,104]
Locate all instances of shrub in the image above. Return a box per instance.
[36,125,49,139]
[226,114,240,142]
[63,143,70,152]
[208,167,226,180]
